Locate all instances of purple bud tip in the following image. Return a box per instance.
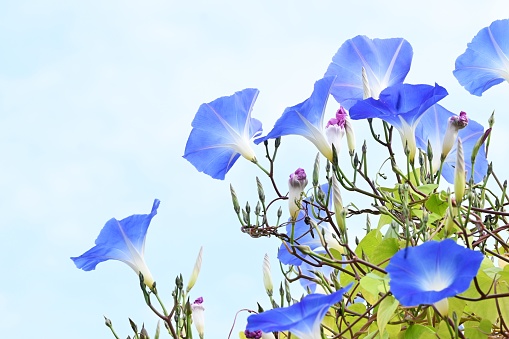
[244,330,263,339]
[450,111,469,129]
[326,107,347,128]
[290,168,307,181]
[193,297,204,304]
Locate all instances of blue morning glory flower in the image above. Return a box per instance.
[454,19,509,96]
[255,76,349,161]
[349,83,448,162]
[386,239,484,307]
[184,88,263,180]
[246,284,353,339]
[415,105,488,183]
[71,199,160,288]
[325,35,413,108]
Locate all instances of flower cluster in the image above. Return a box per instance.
[73,18,509,339]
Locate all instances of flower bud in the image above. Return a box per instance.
[441,111,468,161]
[331,175,345,233]
[325,107,348,154]
[454,138,466,204]
[344,114,356,156]
[312,153,320,187]
[471,128,491,165]
[256,177,265,204]
[191,297,205,339]
[186,246,203,292]
[230,184,240,214]
[288,168,308,220]
[262,254,273,297]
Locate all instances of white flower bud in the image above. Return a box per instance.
[262,254,273,296]
[454,138,466,204]
[191,297,205,339]
[288,168,308,220]
[187,246,203,292]
[442,111,468,161]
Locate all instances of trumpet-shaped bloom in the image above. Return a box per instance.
[71,199,160,288]
[349,83,448,161]
[184,88,263,180]
[255,77,350,161]
[246,284,353,339]
[454,19,509,96]
[415,105,488,183]
[386,239,483,306]
[325,35,413,108]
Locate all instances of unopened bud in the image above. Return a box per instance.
[442,111,468,161]
[345,115,356,156]
[104,316,112,328]
[275,137,281,148]
[230,184,240,214]
[262,254,273,296]
[255,202,261,216]
[471,128,491,166]
[186,246,203,292]
[454,138,466,204]
[427,140,433,163]
[288,168,308,220]
[331,175,345,233]
[256,177,265,203]
[488,111,495,128]
[312,153,320,186]
[191,297,205,339]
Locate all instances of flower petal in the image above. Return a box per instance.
[349,83,448,129]
[246,284,352,339]
[386,239,484,307]
[454,19,509,96]
[184,88,263,180]
[255,77,335,160]
[325,36,413,108]
[71,199,160,271]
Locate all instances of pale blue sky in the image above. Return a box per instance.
[0,1,508,338]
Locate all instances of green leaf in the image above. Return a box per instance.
[360,274,383,305]
[386,323,401,338]
[436,320,451,339]
[464,319,492,339]
[378,213,393,229]
[371,238,399,268]
[425,192,448,217]
[355,230,383,259]
[416,184,438,195]
[377,295,399,336]
[403,324,435,339]
[497,265,509,284]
